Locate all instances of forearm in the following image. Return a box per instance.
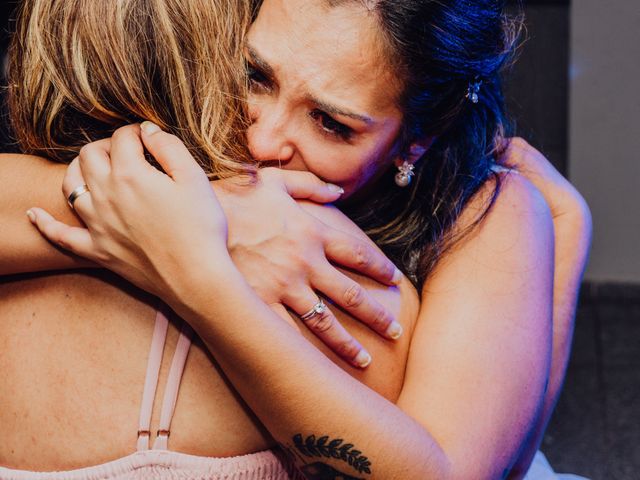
[511,205,592,477]
[170,258,450,480]
[546,207,592,412]
[0,154,90,274]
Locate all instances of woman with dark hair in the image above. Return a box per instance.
[1,0,590,478]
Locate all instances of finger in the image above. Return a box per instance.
[61,159,100,218]
[323,230,402,286]
[62,157,86,199]
[27,207,96,260]
[110,124,154,176]
[139,121,205,181]
[63,157,94,202]
[312,267,402,341]
[84,138,111,155]
[287,293,372,369]
[76,140,113,193]
[273,168,345,203]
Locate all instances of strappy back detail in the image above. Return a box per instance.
[137,306,193,451]
[0,305,299,479]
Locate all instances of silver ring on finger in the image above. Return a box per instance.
[67,184,91,210]
[300,298,327,322]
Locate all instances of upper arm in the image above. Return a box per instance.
[0,154,87,275]
[396,172,554,479]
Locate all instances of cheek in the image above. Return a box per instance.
[299,143,387,193]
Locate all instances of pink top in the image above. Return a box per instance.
[0,306,300,479]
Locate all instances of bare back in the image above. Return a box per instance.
[0,204,419,472]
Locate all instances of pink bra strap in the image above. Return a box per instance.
[136,308,169,451]
[153,322,193,450]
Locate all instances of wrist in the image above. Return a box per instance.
[167,248,240,311]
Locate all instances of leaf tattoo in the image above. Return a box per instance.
[292,434,372,475]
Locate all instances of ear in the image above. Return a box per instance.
[393,136,436,167]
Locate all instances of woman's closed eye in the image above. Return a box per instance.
[309,109,354,142]
[246,62,272,92]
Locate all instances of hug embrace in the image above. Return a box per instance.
[0,0,592,479]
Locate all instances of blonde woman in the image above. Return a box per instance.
[1,0,590,478]
[2,1,409,478]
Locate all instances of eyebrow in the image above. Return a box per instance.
[308,95,374,125]
[245,45,275,79]
[245,44,374,126]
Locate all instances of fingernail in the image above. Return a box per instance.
[140,121,161,135]
[327,183,344,195]
[26,209,36,224]
[354,350,372,368]
[391,267,403,285]
[385,321,403,340]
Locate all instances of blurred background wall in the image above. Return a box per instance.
[505,2,640,478]
[505,0,570,176]
[570,0,640,285]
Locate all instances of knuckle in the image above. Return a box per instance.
[111,169,136,185]
[343,283,365,309]
[94,249,111,264]
[300,170,319,184]
[298,218,318,235]
[371,306,391,331]
[271,272,290,293]
[382,260,396,281]
[113,124,135,139]
[78,142,103,162]
[78,144,93,159]
[87,188,105,206]
[354,243,372,269]
[305,310,335,334]
[297,223,322,246]
[335,337,361,360]
[153,132,181,150]
[57,230,73,250]
[46,226,62,245]
[283,247,312,273]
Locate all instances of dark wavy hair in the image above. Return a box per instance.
[330,0,523,289]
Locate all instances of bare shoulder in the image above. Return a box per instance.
[0,153,49,162]
[449,164,553,261]
[400,167,555,478]
[488,165,551,222]
[0,153,63,173]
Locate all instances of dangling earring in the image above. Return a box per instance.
[394,161,415,187]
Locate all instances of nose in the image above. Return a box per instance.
[247,99,295,163]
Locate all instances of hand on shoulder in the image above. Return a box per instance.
[502,137,592,228]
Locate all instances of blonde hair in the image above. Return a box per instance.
[8,0,255,178]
